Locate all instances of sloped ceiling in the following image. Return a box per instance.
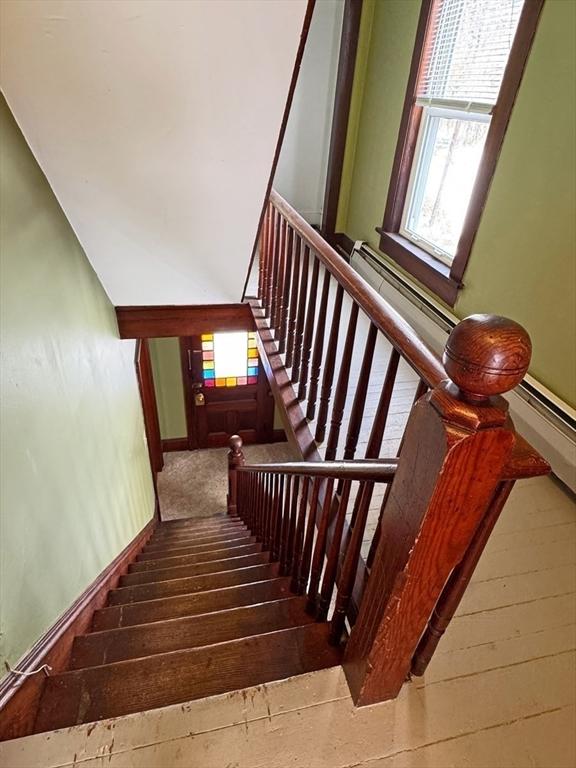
[0,0,307,305]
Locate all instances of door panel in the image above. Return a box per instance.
[180,332,273,449]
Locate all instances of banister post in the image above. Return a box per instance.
[343,315,532,705]
[227,434,245,517]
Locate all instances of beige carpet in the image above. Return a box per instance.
[157,442,297,521]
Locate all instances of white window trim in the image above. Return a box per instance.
[399,105,491,266]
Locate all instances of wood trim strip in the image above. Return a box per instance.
[135,339,164,474]
[161,437,189,452]
[322,0,363,239]
[116,304,255,339]
[241,0,316,301]
[0,518,157,741]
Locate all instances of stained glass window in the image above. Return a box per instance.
[201,331,259,387]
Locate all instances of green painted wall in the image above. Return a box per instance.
[338,0,576,407]
[149,338,187,439]
[0,96,156,672]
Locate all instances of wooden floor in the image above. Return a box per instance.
[2,473,574,767]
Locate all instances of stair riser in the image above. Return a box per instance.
[92,578,294,630]
[70,597,311,669]
[34,624,341,733]
[130,543,263,572]
[160,515,240,529]
[120,553,270,586]
[108,563,280,605]
[137,536,257,560]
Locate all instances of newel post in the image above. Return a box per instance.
[227,434,245,517]
[343,315,532,705]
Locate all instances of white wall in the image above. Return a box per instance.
[274,0,344,226]
[0,0,307,306]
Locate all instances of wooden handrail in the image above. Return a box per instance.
[237,459,398,481]
[270,190,445,388]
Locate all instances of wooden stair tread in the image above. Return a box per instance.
[92,577,294,630]
[159,515,238,529]
[120,552,270,586]
[71,597,314,668]
[152,522,248,540]
[108,563,281,605]
[34,623,342,732]
[130,543,263,572]
[143,531,254,551]
[138,536,257,560]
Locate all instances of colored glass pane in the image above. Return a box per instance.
[202,360,214,370]
[247,376,258,385]
[204,380,215,387]
[201,341,213,351]
[215,378,226,387]
[201,334,213,341]
[247,367,258,377]
[203,369,215,379]
[226,377,237,387]
[248,348,258,359]
[237,377,247,386]
[203,351,214,360]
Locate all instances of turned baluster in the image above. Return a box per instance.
[344,323,378,459]
[325,303,359,459]
[306,272,334,420]
[268,211,281,323]
[263,473,273,550]
[258,204,269,301]
[330,481,373,642]
[279,475,292,573]
[264,207,277,317]
[291,245,310,382]
[290,476,311,592]
[271,475,285,562]
[285,475,300,576]
[344,315,540,705]
[297,258,320,399]
[317,479,352,621]
[278,226,293,354]
[306,478,335,614]
[311,281,343,429]
[272,218,287,333]
[297,477,322,594]
[227,435,245,516]
[285,236,302,368]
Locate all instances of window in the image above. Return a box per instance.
[201,331,259,387]
[378,0,544,305]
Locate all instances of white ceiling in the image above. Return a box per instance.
[0,0,307,305]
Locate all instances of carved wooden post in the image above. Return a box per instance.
[227,434,245,517]
[343,315,532,705]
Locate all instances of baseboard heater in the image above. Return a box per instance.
[350,240,576,491]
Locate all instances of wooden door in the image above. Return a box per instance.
[180,331,274,449]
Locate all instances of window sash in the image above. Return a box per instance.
[400,106,490,265]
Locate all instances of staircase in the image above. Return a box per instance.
[34,514,341,733]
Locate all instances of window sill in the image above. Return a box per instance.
[376,230,461,306]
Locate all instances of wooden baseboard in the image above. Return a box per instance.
[162,437,189,452]
[0,516,157,741]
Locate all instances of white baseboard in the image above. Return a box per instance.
[351,249,576,492]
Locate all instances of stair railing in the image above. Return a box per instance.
[231,189,550,705]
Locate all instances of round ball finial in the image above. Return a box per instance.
[443,314,531,400]
[229,434,243,454]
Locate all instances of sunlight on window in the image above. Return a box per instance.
[405,112,489,258]
[201,332,258,387]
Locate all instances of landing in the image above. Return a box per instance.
[158,443,297,521]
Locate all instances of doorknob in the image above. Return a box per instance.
[192,382,205,407]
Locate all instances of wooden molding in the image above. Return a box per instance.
[322,0,363,239]
[135,339,164,475]
[116,304,255,339]
[161,437,189,452]
[0,517,157,741]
